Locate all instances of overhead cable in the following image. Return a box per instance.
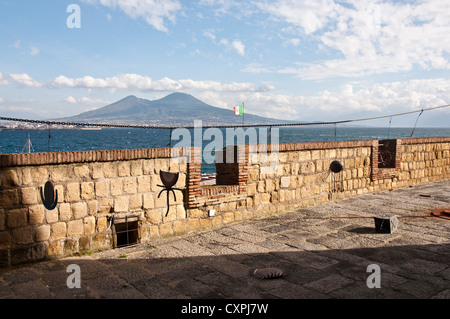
[0,103,449,130]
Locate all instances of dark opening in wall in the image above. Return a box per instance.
[113,219,140,248]
[215,145,240,186]
[378,139,397,169]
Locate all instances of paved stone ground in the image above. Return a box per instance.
[1,180,450,300]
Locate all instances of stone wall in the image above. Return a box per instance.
[1,137,449,266]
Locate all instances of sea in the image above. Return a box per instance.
[1,126,450,174]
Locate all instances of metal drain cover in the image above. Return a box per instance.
[253,268,284,279]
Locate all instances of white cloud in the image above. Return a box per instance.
[231,40,245,56]
[30,46,40,56]
[256,0,450,79]
[241,63,273,74]
[13,40,20,49]
[50,73,271,92]
[0,98,4,104]
[256,0,337,35]
[195,78,450,123]
[0,105,35,113]
[83,0,182,32]
[65,96,113,106]
[202,30,216,41]
[9,73,42,88]
[219,38,245,56]
[0,73,9,85]
[65,96,77,103]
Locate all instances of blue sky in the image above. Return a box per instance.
[1,0,450,126]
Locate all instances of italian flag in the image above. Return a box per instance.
[234,104,243,115]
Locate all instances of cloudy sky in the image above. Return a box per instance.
[1,0,450,126]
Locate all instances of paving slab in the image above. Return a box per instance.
[1,179,450,301]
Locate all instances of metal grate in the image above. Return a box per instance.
[113,217,140,248]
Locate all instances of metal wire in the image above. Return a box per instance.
[1,103,449,130]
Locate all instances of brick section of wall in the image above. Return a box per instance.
[371,139,402,180]
[187,145,248,210]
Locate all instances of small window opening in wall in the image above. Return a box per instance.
[113,218,140,248]
[215,145,241,186]
[201,162,217,186]
[378,139,397,169]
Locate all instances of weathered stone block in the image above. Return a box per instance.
[131,160,143,176]
[222,212,235,224]
[91,163,104,179]
[28,205,45,225]
[260,193,271,204]
[145,209,162,225]
[48,240,62,256]
[46,209,59,223]
[150,175,160,192]
[95,180,109,197]
[51,166,72,182]
[81,182,95,200]
[248,169,259,181]
[129,194,142,211]
[114,196,129,212]
[86,199,99,216]
[35,224,50,242]
[84,216,96,234]
[6,208,28,228]
[160,223,173,236]
[118,162,130,177]
[91,233,110,250]
[64,239,78,255]
[142,159,155,175]
[374,213,398,234]
[246,196,253,208]
[0,189,20,208]
[177,205,186,219]
[51,222,67,240]
[280,176,290,188]
[155,159,169,173]
[65,183,80,202]
[2,169,20,187]
[123,177,137,194]
[71,202,87,219]
[257,181,265,192]
[67,220,83,236]
[187,219,200,231]
[311,150,321,160]
[110,178,123,196]
[31,167,48,185]
[103,162,117,178]
[173,220,186,234]
[143,193,154,210]
[79,236,90,251]
[96,216,108,232]
[137,175,150,193]
[13,226,34,245]
[74,165,90,178]
[247,183,257,196]
[0,231,11,249]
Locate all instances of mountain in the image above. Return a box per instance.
[58,92,293,127]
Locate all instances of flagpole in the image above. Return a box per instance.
[242,102,244,127]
